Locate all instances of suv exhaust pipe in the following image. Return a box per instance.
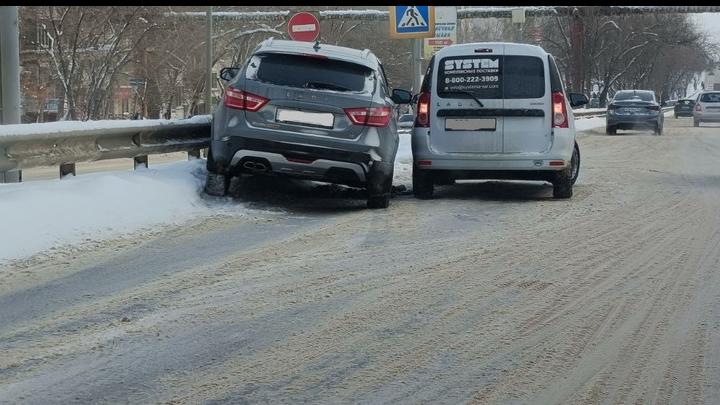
[242,159,269,173]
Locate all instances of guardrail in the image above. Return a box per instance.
[0,115,211,182]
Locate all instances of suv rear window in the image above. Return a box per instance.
[246,53,373,93]
[700,93,720,102]
[436,55,544,99]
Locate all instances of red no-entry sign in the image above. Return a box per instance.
[288,12,320,42]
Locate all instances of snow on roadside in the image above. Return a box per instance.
[0,159,246,263]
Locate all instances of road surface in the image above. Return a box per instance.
[2,118,720,404]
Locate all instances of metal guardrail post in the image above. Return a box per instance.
[0,6,22,183]
[188,149,201,160]
[133,155,148,170]
[59,162,76,178]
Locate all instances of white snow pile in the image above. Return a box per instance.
[0,115,210,139]
[0,159,244,263]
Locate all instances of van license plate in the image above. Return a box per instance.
[276,109,334,128]
[445,118,496,131]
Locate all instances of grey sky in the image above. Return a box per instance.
[693,13,720,42]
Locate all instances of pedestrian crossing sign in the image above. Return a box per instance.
[389,6,435,39]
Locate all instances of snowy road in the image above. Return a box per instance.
[2,117,720,403]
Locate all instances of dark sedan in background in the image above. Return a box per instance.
[674,98,695,118]
[606,90,664,135]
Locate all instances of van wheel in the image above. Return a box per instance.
[552,166,573,199]
[571,143,580,186]
[205,172,230,197]
[412,166,434,199]
[606,125,617,135]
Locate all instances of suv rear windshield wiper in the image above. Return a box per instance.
[438,91,485,107]
[304,81,351,92]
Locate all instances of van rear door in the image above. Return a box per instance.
[502,44,551,153]
[431,44,504,153]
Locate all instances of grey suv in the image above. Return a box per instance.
[206,39,411,208]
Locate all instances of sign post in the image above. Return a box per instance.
[388,6,435,96]
[423,6,457,60]
[288,12,320,42]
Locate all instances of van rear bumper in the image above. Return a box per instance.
[411,128,573,171]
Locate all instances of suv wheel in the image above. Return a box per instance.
[366,164,393,209]
[367,195,390,209]
[606,125,617,135]
[412,166,434,199]
[205,172,230,197]
[571,143,581,186]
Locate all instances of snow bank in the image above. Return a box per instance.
[0,159,245,263]
[574,116,607,132]
[0,115,211,138]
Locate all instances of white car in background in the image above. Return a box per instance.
[693,91,720,127]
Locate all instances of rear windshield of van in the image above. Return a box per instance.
[436,55,544,99]
[246,53,373,93]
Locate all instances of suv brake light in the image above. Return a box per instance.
[344,107,392,127]
[224,88,269,112]
[695,103,703,112]
[552,91,568,128]
[415,92,430,127]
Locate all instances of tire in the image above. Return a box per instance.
[552,164,573,199]
[366,164,393,209]
[412,166,434,199]
[571,143,581,186]
[367,195,390,209]
[606,125,617,135]
[204,172,230,197]
[694,119,700,127]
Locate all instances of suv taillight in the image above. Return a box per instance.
[695,103,703,112]
[552,91,568,128]
[344,107,392,127]
[224,87,269,112]
[415,92,430,127]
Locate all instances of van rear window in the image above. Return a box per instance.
[437,55,545,99]
[246,53,373,92]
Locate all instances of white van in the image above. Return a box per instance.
[411,42,588,199]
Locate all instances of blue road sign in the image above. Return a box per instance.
[389,6,435,39]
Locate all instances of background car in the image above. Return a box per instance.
[398,113,415,129]
[606,90,663,135]
[206,39,412,209]
[674,98,695,118]
[693,91,720,127]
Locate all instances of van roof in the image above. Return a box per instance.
[434,42,549,58]
[254,38,379,69]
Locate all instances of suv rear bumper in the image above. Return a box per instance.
[210,137,393,190]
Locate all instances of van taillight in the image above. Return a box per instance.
[415,92,430,127]
[552,91,568,128]
[224,87,269,112]
[344,107,392,127]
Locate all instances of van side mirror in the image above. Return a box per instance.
[391,88,413,104]
[220,67,240,82]
[568,92,589,108]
